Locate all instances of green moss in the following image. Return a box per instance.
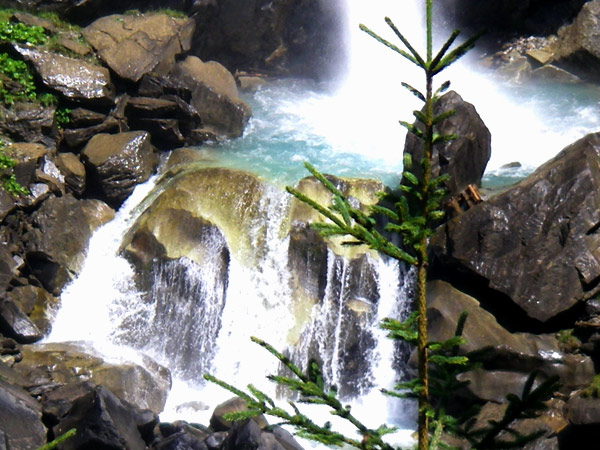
[0,20,47,44]
[581,374,600,399]
[0,53,37,105]
[0,142,28,196]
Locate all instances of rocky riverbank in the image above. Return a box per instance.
[2,1,600,449]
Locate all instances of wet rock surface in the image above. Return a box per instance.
[14,45,115,104]
[404,90,491,199]
[81,131,158,207]
[432,133,600,323]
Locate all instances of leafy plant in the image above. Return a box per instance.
[0,53,37,105]
[0,142,28,196]
[580,374,600,399]
[55,106,71,127]
[0,20,47,45]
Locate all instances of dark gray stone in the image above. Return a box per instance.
[403,90,491,200]
[81,131,157,207]
[0,378,46,449]
[431,132,600,322]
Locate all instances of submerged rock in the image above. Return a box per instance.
[432,132,600,323]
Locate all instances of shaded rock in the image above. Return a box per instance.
[0,189,16,221]
[567,394,600,425]
[68,107,106,127]
[404,91,491,199]
[81,131,157,207]
[16,342,171,414]
[25,194,114,294]
[224,419,262,450]
[466,401,559,450]
[6,285,59,336]
[8,142,49,194]
[55,152,86,195]
[41,380,97,424]
[0,378,46,449]
[554,1,600,82]
[125,96,202,147]
[426,280,594,402]
[531,64,581,83]
[53,385,147,450]
[151,423,208,450]
[169,56,251,138]
[438,0,586,37]
[14,45,115,104]
[431,133,600,323]
[0,298,42,343]
[272,427,305,450]
[191,0,347,80]
[210,397,268,432]
[83,13,195,83]
[0,103,55,144]
[62,116,120,148]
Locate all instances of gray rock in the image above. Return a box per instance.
[56,152,86,196]
[53,385,147,450]
[210,397,268,432]
[431,132,600,322]
[403,90,491,199]
[0,103,55,145]
[567,394,600,425]
[81,131,157,207]
[17,342,171,414]
[25,194,114,294]
[83,13,195,83]
[0,298,42,344]
[0,378,46,449]
[169,56,252,138]
[14,45,115,104]
[554,1,600,82]
[425,280,594,401]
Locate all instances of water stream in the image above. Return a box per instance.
[46,0,600,448]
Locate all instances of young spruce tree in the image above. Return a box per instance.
[206,1,559,449]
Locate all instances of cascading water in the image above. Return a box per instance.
[46,0,600,448]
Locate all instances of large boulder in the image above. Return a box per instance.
[552,1,600,82]
[0,378,47,449]
[431,133,600,323]
[15,342,171,414]
[169,56,251,138]
[403,90,491,200]
[52,385,149,450]
[25,194,114,294]
[82,13,195,83]
[13,45,115,105]
[425,281,594,403]
[81,131,158,207]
